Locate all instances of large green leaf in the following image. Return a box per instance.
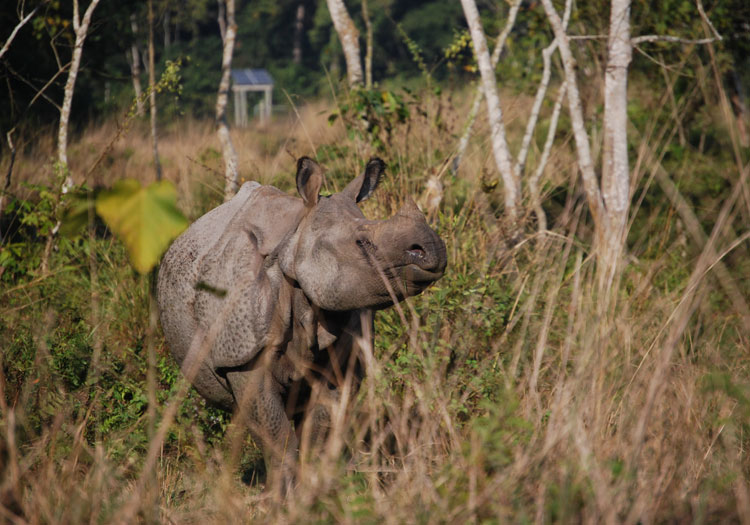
[96,180,188,274]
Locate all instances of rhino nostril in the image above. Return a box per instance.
[407,244,426,259]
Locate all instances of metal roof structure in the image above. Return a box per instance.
[231,69,274,126]
[231,68,273,86]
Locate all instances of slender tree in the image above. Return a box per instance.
[216,0,239,200]
[293,3,305,65]
[540,0,631,292]
[460,0,520,225]
[58,0,102,190]
[361,0,373,88]
[453,1,520,176]
[326,0,363,87]
[147,0,162,181]
[42,0,100,273]
[128,13,145,117]
[599,0,633,290]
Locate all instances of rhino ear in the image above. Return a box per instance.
[296,156,324,206]
[343,157,385,203]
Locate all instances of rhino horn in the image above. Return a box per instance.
[395,197,425,221]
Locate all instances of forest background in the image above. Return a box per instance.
[1,0,750,522]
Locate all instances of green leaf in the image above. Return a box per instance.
[60,190,95,237]
[95,179,188,274]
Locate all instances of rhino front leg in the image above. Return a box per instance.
[226,368,298,494]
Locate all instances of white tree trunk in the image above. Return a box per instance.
[541,0,633,293]
[460,0,520,224]
[361,0,373,88]
[540,0,603,223]
[599,0,632,289]
[148,0,162,181]
[129,14,145,117]
[216,0,239,200]
[58,0,102,191]
[293,3,305,65]
[326,0,363,87]
[453,0,520,175]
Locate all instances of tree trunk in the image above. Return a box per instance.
[460,0,520,225]
[731,68,749,147]
[216,0,239,200]
[326,0,363,87]
[58,0,102,191]
[163,6,171,50]
[540,0,635,295]
[129,14,145,117]
[218,0,226,41]
[148,0,163,181]
[599,0,632,290]
[361,0,373,88]
[0,129,17,240]
[452,0,521,176]
[293,3,305,65]
[539,0,603,226]
[44,0,101,273]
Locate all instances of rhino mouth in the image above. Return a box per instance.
[403,263,443,286]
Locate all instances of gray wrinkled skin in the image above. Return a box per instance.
[157,157,446,492]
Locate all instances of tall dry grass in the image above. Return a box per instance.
[1,73,749,524]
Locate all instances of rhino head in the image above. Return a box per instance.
[278,157,447,311]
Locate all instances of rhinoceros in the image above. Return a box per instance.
[157,157,446,490]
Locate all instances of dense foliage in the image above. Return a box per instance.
[3,0,748,134]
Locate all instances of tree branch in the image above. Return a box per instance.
[5,62,65,112]
[632,0,721,46]
[631,34,719,45]
[0,5,40,61]
[515,0,572,178]
[529,82,567,232]
[0,129,17,239]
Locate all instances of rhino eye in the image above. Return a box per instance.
[356,238,375,253]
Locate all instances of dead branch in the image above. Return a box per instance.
[515,0,572,178]
[0,4,40,61]
[631,35,719,45]
[529,83,567,232]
